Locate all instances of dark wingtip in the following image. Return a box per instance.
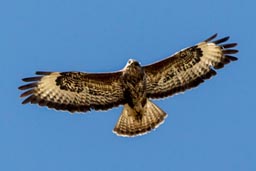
[21,95,34,104]
[20,89,34,98]
[214,63,225,69]
[221,43,238,49]
[226,55,238,61]
[223,49,239,54]
[204,33,218,42]
[213,36,230,44]
[18,83,37,90]
[22,76,42,82]
[35,71,52,75]
[18,86,23,90]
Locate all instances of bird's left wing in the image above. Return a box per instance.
[19,71,125,113]
[143,34,238,99]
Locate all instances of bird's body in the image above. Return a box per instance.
[121,60,147,116]
[115,59,167,136]
[19,34,238,137]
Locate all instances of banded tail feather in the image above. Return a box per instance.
[113,100,167,137]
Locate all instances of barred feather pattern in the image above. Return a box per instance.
[113,100,167,137]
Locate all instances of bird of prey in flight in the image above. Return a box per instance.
[19,34,238,137]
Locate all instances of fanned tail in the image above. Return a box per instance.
[113,99,167,137]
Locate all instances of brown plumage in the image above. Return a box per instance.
[18,34,238,137]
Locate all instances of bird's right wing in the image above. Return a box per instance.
[19,71,125,113]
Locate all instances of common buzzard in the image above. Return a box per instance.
[19,34,238,137]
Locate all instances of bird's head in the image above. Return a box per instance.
[124,59,141,70]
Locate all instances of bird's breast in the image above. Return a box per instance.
[121,68,147,108]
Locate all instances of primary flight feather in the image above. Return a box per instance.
[19,34,238,137]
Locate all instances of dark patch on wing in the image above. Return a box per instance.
[56,72,85,93]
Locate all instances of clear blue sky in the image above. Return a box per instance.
[0,0,255,171]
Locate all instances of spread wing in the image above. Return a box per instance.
[19,71,125,113]
[143,34,238,99]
